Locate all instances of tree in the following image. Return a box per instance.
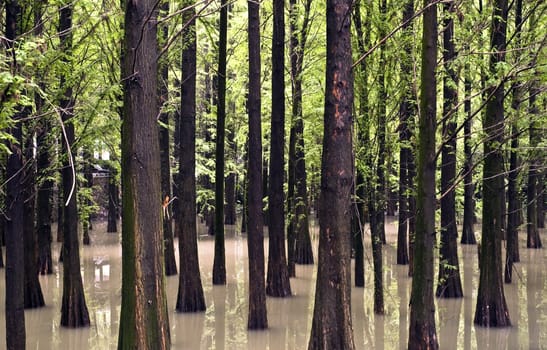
[436,0,463,299]
[247,0,268,329]
[176,0,206,313]
[526,79,542,249]
[308,0,354,345]
[118,0,170,347]
[473,0,511,328]
[408,0,439,347]
[213,0,228,285]
[58,1,90,328]
[266,0,292,298]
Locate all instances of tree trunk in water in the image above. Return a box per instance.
[408,0,439,347]
[158,1,177,276]
[176,1,206,312]
[461,64,476,245]
[247,0,268,329]
[213,0,228,285]
[436,0,463,299]
[308,0,354,346]
[526,81,542,249]
[58,2,90,328]
[266,0,292,298]
[474,0,511,327]
[118,0,171,347]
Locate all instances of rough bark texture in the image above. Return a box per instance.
[213,0,228,285]
[5,4,26,347]
[436,0,463,299]
[308,0,355,346]
[473,0,511,328]
[266,0,292,298]
[118,0,171,347]
[247,0,268,329]
[176,0,206,313]
[408,0,439,347]
[59,2,90,328]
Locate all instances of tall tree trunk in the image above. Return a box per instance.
[308,0,354,346]
[266,0,292,298]
[176,0,206,313]
[436,0,463,299]
[396,0,414,266]
[526,80,542,249]
[58,2,90,328]
[408,0,439,347]
[118,0,171,347]
[159,0,177,276]
[474,0,511,327]
[505,0,523,283]
[247,0,268,329]
[5,1,26,346]
[224,106,237,225]
[213,0,228,285]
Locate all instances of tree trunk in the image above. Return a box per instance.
[82,151,93,246]
[118,0,171,347]
[308,0,354,346]
[526,80,542,249]
[266,0,292,298]
[408,0,439,347]
[436,0,463,299]
[213,0,228,285]
[247,0,268,329]
[176,0,206,312]
[224,111,237,225]
[107,164,118,233]
[474,0,511,327]
[58,2,90,328]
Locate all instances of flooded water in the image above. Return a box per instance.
[0,219,545,349]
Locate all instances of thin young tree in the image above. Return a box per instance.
[118,0,170,347]
[176,0,206,313]
[473,0,511,327]
[436,0,463,299]
[59,1,90,328]
[213,0,228,285]
[408,0,439,347]
[247,0,268,329]
[308,0,355,345]
[266,0,292,298]
[526,79,542,249]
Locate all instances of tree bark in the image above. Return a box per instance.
[408,0,439,347]
[176,0,206,313]
[118,0,171,347]
[308,0,354,346]
[247,0,268,329]
[474,0,511,327]
[526,80,542,249]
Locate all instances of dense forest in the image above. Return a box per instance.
[0,0,545,348]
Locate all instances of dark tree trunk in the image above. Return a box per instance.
[407,144,417,277]
[159,0,177,276]
[118,0,171,347]
[474,0,511,327]
[287,124,296,277]
[224,110,237,225]
[505,0,523,283]
[213,0,228,285]
[436,0,463,299]
[5,2,26,346]
[526,81,542,249]
[58,2,90,328]
[308,0,354,346]
[266,0,292,298]
[353,170,365,287]
[176,1,206,312]
[107,164,118,233]
[408,0,439,347]
[247,0,268,329]
[23,125,45,309]
[396,0,414,266]
[82,151,93,246]
[57,181,64,242]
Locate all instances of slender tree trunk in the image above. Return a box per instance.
[58,2,90,328]
[82,151,93,246]
[176,0,206,312]
[461,64,476,245]
[118,0,170,347]
[213,0,228,285]
[408,0,439,347]
[526,80,542,249]
[266,0,292,298]
[247,0,268,329]
[107,163,118,233]
[224,108,237,225]
[436,0,463,299]
[474,0,511,327]
[308,0,354,346]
